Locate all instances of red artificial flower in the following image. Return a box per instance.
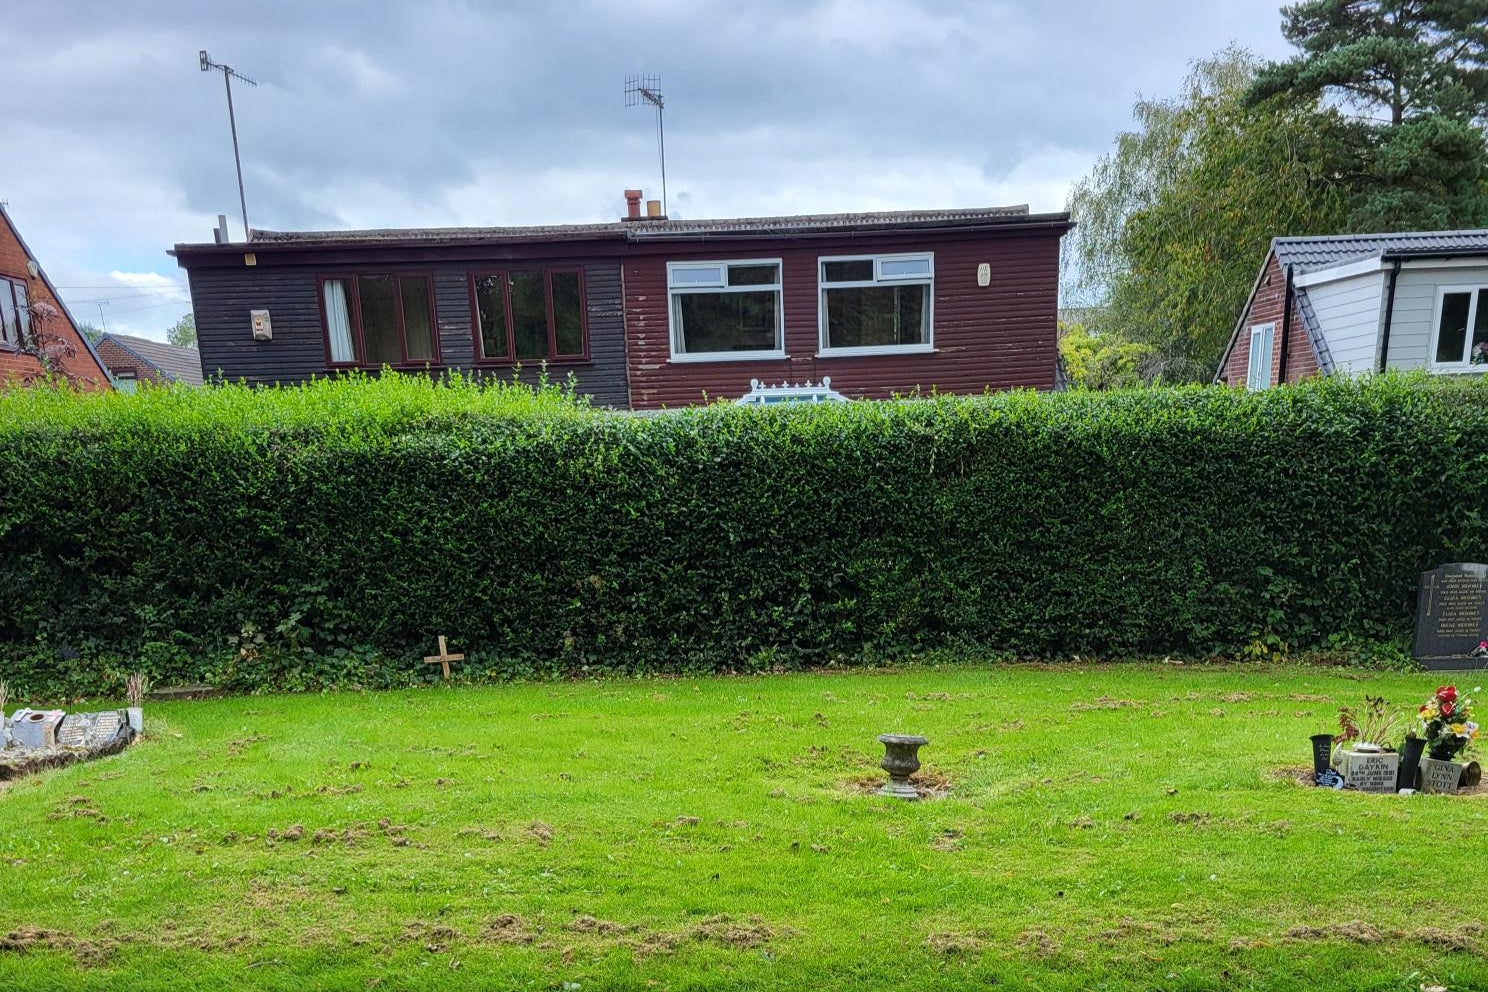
[1437,685,1458,703]
[1441,700,1455,718]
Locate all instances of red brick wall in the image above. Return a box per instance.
[1219,251,1315,387]
[0,210,109,389]
[621,228,1065,408]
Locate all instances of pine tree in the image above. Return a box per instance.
[1248,0,1488,229]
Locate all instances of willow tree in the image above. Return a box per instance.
[1064,47,1356,380]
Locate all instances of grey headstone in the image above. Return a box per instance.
[11,710,65,748]
[1414,563,1488,671]
[56,716,88,748]
[1420,757,1463,794]
[1336,749,1397,793]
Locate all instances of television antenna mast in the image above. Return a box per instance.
[199,50,257,242]
[625,75,667,216]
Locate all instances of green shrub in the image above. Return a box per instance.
[1,371,1484,698]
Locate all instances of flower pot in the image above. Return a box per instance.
[1309,734,1335,779]
[1419,756,1464,794]
[1396,737,1427,792]
[876,734,928,800]
[126,707,143,733]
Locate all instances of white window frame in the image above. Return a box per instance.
[666,258,785,363]
[1246,322,1275,390]
[0,277,23,349]
[817,252,935,357]
[1427,284,1488,372]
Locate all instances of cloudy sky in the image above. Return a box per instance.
[3,0,1293,341]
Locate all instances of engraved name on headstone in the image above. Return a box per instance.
[1414,563,1488,671]
[1420,757,1463,794]
[1337,749,1397,793]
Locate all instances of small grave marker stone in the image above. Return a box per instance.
[1420,757,1463,794]
[1336,749,1397,793]
[423,636,464,681]
[1414,563,1488,670]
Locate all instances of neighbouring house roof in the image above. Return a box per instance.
[96,333,204,386]
[172,205,1071,254]
[1214,228,1488,382]
[1273,229,1488,273]
[1291,286,1334,376]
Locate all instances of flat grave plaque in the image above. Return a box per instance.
[1414,563,1488,671]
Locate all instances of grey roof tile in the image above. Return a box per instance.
[99,333,204,386]
[1292,286,1333,375]
[1274,229,1488,272]
[175,205,1066,251]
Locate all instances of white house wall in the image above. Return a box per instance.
[1385,263,1488,369]
[1307,270,1386,375]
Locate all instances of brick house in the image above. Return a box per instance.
[171,196,1071,407]
[1217,230,1488,388]
[95,333,205,391]
[0,204,110,389]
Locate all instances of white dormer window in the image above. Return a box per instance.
[1430,286,1488,370]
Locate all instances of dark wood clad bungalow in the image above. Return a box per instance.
[618,206,1070,407]
[170,199,1069,408]
[171,224,632,406]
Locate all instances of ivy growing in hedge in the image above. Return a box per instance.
[1,371,1484,698]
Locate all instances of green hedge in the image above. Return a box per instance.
[1,372,1484,698]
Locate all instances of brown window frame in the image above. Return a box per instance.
[317,272,441,369]
[467,267,590,365]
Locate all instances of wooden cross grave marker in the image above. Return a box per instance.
[423,635,463,681]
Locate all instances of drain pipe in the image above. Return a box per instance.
[1378,259,1402,373]
[1278,264,1294,384]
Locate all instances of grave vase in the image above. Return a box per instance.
[126,707,143,733]
[1309,734,1335,779]
[1396,737,1427,792]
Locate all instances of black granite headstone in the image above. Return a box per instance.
[1414,563,1488,671]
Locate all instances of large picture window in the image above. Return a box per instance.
[0,277,30,349]
[320,274,437,366]
[1431,286,1488,369]
[818,253,932,355]
[470,269,587,362]
[667,259,783,361]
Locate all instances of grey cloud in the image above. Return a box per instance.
[2,0,1293,337]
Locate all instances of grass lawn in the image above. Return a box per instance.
[0,663,1484,991]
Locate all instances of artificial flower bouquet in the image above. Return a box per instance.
[1417,685,1480,762]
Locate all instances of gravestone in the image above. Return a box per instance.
[55,710,125,749]
[1414,563,1488,671]
[1336,749,1398,793]
[10,709,65,748]
[1420,757,1463,794]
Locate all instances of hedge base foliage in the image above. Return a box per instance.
[1,372,1484,699]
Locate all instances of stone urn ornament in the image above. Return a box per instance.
[877,734,929,800]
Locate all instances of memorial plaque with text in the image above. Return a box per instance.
[1414,563,1488,671]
